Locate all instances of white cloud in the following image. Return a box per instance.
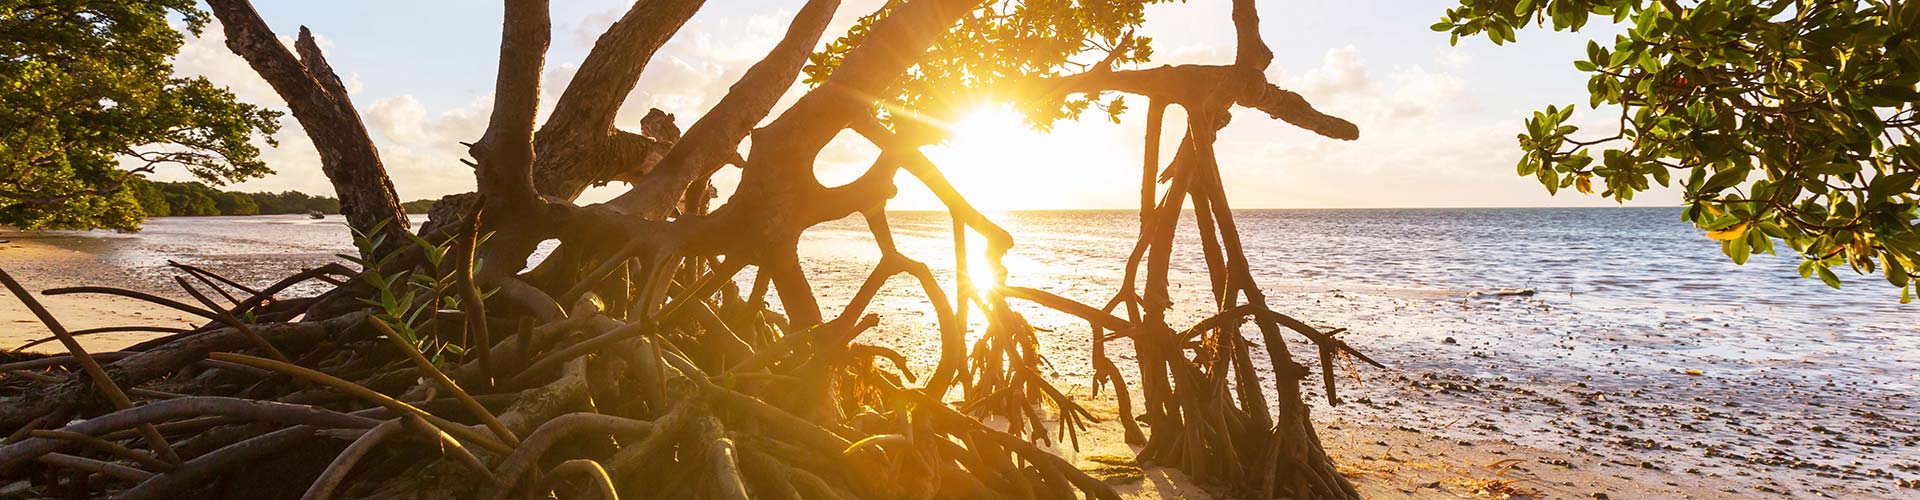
[164,3,1673,211]
[173,22,280,106]
[163,1,924,206]
[1434,45,1474,69]
[1280,45,1373,100]
[163,25,334,195]
[1209,45,1645,208]
[366,95,430,145]
[168,21,487,200]
[361,94,491,200]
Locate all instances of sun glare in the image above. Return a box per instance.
[948,105,1031,150]
[915,105,1050,212]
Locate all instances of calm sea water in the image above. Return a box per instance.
[37,209,1920,495]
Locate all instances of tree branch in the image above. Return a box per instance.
[470,0,552,208]
[1230,0,1273,70]
[1031,64,1358,141]
[530,0,705,200]
[611,0,844,219]
[541,0,704,140]
[204,0,408,238]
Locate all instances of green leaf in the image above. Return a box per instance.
[1816,266,1843,289]
[1887,255,1910,288]
[1700,166,1750,192]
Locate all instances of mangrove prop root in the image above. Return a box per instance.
[0,0,1372,497]
[0,269,183,465]
[300,418,402,500]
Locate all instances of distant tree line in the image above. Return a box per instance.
[125,178,434,217]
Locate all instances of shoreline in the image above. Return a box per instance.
[0,276,1821,500]
[1055,399,1769,499]
[0,235,203,353]
[4,217,1915,498]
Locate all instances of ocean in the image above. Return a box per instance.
[17,208,1919,495]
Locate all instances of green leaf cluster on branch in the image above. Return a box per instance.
[804,0,1167,131]
[1438,0,1920,299]
[0,0,282,231]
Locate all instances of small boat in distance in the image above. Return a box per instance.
[307,210,325,220]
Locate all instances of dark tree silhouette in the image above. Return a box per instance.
[0,0,1365,498]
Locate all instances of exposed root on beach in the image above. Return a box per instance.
[0,0,1371,497]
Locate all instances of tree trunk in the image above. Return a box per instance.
[0,0,1373,498]
[205,0,408,244]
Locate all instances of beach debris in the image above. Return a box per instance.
[1469,288,1537,298]
[1080,454,1144,485]
[1442,476,1540,499]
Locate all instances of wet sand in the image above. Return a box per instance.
[5,218,1918,499]
[1292,291,1920,499]
[0,235,203,353]
[1059,399,1785,499]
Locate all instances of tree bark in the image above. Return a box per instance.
[533,0,705,200]
[204,0,408,243]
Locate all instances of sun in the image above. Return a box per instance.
[913,105,1046,212]
[897,102,1135,212]
[947,105,1032,151]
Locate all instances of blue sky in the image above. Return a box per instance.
[165,0,1677,209]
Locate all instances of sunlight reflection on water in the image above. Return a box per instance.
[56,209,1920,492]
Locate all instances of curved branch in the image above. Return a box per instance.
[539,459,620,500]
[541,0,703,143]
[0,310,362,437]
[1030,64,1358,141]
[36,452,155,482]
[13,326,187,352]
[741,0,984,195]
[207,353,511,454]
[27,429,173,472]
[1230,0,1273,70]
[0,270,180,464]
[612,0,845,218]
[203,0,408,236]
[0,396,379,470]
[300,418,403,500]
[491,413,655,492]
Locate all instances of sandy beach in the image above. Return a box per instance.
[0,234,205,353]
[0,215,1912,500]
[0,247,1762,500]
[1056,401,1775,499]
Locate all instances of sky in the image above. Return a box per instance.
[161,0,1681,210]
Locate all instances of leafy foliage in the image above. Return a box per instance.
[345,219,481,364]
[401,198,438,214]
[123,179,341,217]
[0,0,282,231]
[803,0,1165,131]
[1437,0,1920,299]
[250,190,342,215]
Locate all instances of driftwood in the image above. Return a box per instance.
[0,0,1371,498]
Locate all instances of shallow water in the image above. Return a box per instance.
[26,209,1920,497]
